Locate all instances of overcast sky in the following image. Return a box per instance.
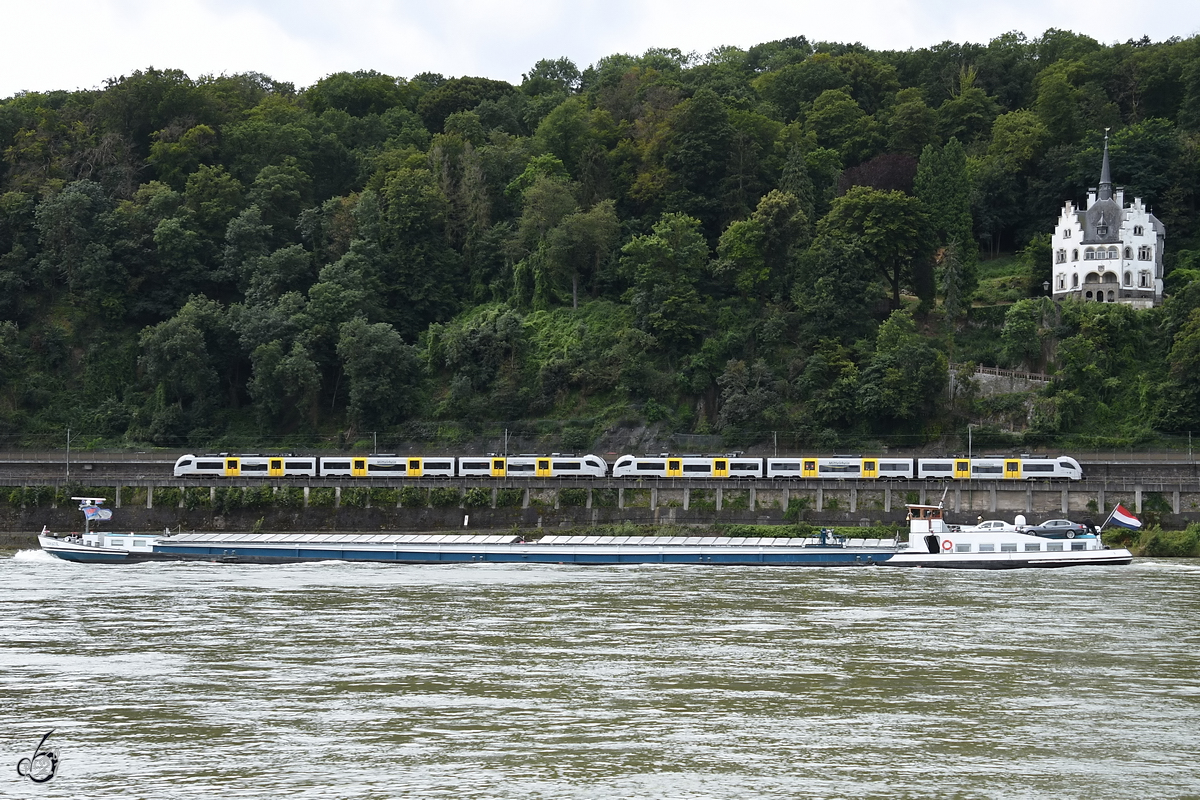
[4,0,1199,99]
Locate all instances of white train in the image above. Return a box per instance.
[612,455,764,478]
[172,453,607,479]
[172,453,1084,481]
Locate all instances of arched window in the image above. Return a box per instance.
[1133,225,1143,236]
[1108,247,1119,259]
[1107,290,1115,301]
[1085,291,1093,299]
[1124,247,1132,259]
[1072,273,1079,288]
[1124,271,1132,286]
[1085,248,1095,260]
[1072,249,1079,261]
[1064,228,1072,238]
[1056,249,1066,264]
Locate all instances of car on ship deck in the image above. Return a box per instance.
[1020,518,1092,538]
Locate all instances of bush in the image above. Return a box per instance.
[243,485,275,508]
[122,486,147,507]
[183,487,210,510]
[592,488,618,508]
[559,488,588,507]
[496,488,524,508]
[1136,524,1200,558]
[213,487,245,515]
[723,490,750,510]
[341,487,370,508]
[276,487,304,508]
[370,488,399,507]
[308,487,336,508]
[430,487,462,508]
[463,487,492,508]
[400,487,429,508]
[154,487,182,508]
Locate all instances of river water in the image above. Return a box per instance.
[2,551,1198,800]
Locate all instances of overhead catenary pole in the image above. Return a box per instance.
[65,427,70,482]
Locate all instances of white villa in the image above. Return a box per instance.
[1049,134,1165,308]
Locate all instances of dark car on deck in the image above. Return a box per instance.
[1021,518,1092,538]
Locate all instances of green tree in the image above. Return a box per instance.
[620,212,710,352]
[816,186,933,309]
[336,317,419,428]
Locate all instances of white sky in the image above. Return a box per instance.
[3,0,1198,99]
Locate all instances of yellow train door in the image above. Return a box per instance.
[536,458,552,477]
[954,460,971,479]
[407,458,423,477]
[491,458,506,477]
[667,458,683,477]
[351,458,368,477]
[268,458,284,477]
[801,459,818,478]
[861,459,878,478]
[1004,459,1022,479]
[224,457,241,476]
[713,458,729,477]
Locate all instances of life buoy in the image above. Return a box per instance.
[942,539,954,551]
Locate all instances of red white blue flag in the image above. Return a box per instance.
[1108,504,1141,530]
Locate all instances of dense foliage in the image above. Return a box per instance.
[3,31,1200,452]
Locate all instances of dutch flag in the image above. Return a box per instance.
[1107,504,1142,530]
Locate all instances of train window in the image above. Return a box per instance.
[714,460,727,471]
[803,460,816,470]
[682,464,711,473]
[178,459,193,467]
[508,463,535,472]
[773,462,800,470]
[1005,463,1020,473]
[955,461,969,471]
[371,464,405,471]
[409,460,421,470]
[353,459,366,470]
[285,461,312,470]
[227,460,238,470]
[324,461,351,470]
[557,461,582,470]
[197,461,222,470]
[1023,464,1053,472]
[863,461,876,470]
[972,465,1002,474]
[880,464,907,472]
[730,463,758,471]
[461,461,489,470]
[425,461,453,470]
[1058,461,1075,469]
[242,463,268,471]
[924,462,951,471]
[636,462,665,470]
[493,460,505,470]
[819,464,860,473]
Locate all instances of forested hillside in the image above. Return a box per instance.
[2,30,1200,453]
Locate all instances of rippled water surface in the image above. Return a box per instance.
[2,551,1198,799]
